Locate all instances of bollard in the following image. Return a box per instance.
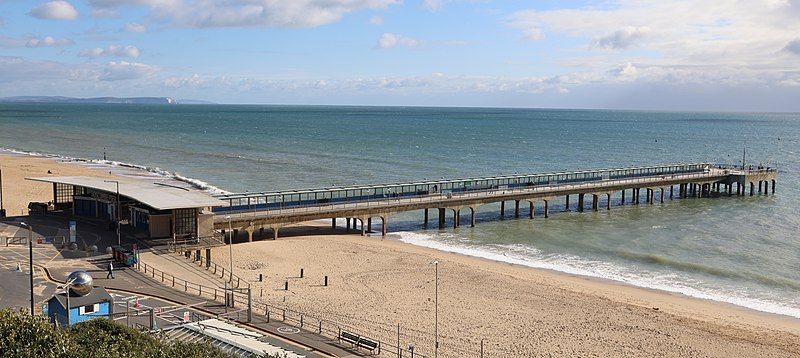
[259,273,263,282]
[284,281,288,290]
[324,276,328,286]
[300,268,304,278]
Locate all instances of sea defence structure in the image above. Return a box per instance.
[212,163,777,242]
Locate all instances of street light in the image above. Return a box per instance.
[104,180,121,246]
[20,222,34,315]
[432,260,439,358]
[225,215,233,282]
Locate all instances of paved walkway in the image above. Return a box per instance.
[46,262,362,358]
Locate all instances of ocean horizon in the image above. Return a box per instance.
[1,103,798,319]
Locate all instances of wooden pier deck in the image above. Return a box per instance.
[212,164,777,241]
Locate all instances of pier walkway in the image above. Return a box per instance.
[211,163,777,241]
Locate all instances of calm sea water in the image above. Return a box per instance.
[1,104,798,317]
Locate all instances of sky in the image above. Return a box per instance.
[1,0,799,111]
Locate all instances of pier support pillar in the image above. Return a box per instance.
[500,201,505,218]
[346,218,351,230]
[606,194,611,210]
[453,209,459,229]
[758,181,762,193]
[332,218,336,229]
[247,231,253,242]
[750,182,754,196]
[620,189,626,205]
[470,207,476,227]
[438,208,446,229]
[368,218,372,233]
[634,188,640,204]
[727,184,732,197]
[764,181,769,195]
[670,185,674,199]
[660,188,665,203]
[772,180,776,194]
[381,217,388,237]
[565,195,570,211]
[592,195,598,211]
[544,200,549,218]
[272,227,279,240]
[361,219,366,237]
[424,209,429,226]
[514,200,520,218]
[577,194,585,212]
[529,201,535,219]
[736,182,742,196]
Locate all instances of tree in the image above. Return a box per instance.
[0,309,280,358]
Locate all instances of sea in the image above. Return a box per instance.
[1,103,798,318]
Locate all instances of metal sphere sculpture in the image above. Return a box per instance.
[66,271,94,296]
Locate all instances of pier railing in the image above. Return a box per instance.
[218,169,742,220]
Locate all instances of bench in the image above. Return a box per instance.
[339,330,380,354]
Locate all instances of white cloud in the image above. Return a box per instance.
[592,26,650,50]
[88,0,399,28]
[369,15,383,25]
[122,22,147,32]
[100,61,159,81]
[26,36,74,47]
[0,56,158,83]
[422,0,445,11]
[0,35,74,48]
[92,8,120,18]
[376,33,420,49]
[79,45,141,58]
[509,1,800,90]
[29,1,79,20]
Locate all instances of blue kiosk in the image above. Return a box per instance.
[47,271,113,326]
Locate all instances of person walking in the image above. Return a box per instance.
[107,260,115,279]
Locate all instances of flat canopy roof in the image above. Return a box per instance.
[27,176,226,210]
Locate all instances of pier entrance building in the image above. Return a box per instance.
[26,176,225,243]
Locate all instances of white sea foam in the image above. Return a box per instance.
[395,230,800,319]
[1,147,231,195]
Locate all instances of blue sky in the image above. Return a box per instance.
[1,0,800,111]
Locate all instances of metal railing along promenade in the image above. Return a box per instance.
[215,168,754,222]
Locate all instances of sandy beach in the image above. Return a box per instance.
[0,152,116,217]
[209,229,800,357]
[3,152,799,357]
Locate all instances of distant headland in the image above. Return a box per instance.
[0,96,215,105]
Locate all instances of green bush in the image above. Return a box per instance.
[0,309,278,358]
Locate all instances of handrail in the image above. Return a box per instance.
[216,168,770,220]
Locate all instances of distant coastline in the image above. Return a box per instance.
[0,96,215,105]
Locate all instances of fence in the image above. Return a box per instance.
[219,168,761,220]
[4,235,65,247]
[135,259,250,312]
[141,253,484,357]
[174,250,251,290]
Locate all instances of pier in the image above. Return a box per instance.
[211,163,777,242]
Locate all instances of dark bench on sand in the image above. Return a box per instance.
[338,329,380,355]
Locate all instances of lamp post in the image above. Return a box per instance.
[1,167,5,217]
[433,260,439,358]
[104,180,121,246]
[21,222,34,315]
[225,215,233,282]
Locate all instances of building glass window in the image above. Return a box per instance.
[174,208,197,237]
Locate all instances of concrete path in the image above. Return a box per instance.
[46,263,362,358]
